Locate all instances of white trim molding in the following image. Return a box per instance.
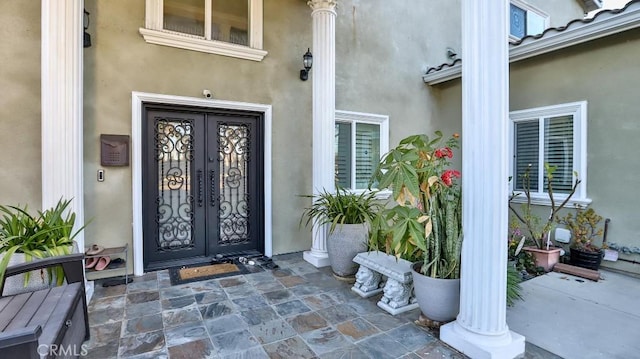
[424,3,640,85]
[131,92,272,276]
[41,0,85,250]
[140,0,266,61]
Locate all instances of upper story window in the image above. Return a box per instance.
[509,101,590,206]
[335,111,389,192]
[140,0,267,61]
[510,0,549,40]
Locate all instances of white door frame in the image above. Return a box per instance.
[131,92,273,276]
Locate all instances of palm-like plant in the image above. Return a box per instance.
[370,131,462,279]
[0,198,86,286]
[300,188,381,234]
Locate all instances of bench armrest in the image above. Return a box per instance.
[1,253,85,294]
[0,325,42,349]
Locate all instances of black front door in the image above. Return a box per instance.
[142,106,264,271]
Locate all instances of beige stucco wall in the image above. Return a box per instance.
[0,0,457,272]
[432,29,640,275]
[0,1,42,207]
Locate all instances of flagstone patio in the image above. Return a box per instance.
[83,252,558,358]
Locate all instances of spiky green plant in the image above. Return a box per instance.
[0,198,87,287]
[370,132,462,279]
[506,264,524,306]
[300,188,382,235]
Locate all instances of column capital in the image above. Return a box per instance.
[307,0,337,12]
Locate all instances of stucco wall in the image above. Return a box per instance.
[0,1,42,207]
[432,29,640,275]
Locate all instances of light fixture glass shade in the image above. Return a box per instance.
[303,48,313,70]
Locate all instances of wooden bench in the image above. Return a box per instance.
[352,251,419,315]
[0,253,89,358]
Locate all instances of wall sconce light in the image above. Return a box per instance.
[83,9,91,48]
[300,48,313,81]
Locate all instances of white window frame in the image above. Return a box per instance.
[509,101,590,206]
[509,0,550,42]
[140,0,267,61]
[335,110,390,198]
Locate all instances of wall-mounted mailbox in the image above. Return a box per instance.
[100,134,129,166]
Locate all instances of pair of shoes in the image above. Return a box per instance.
[85,244,104,255]
[86,256,111,270]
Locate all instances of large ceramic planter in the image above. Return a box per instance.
[523,246,561,272]
[411,262,460,323]
[326,223,368,278]
[570,248,603,270]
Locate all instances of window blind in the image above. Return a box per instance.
[335,123,351,189]
[355,123,380,190]
[514,120,539,191]
[544,115,573,193]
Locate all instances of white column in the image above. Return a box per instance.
[41,0,85,250]
[303,0,337,268]
[439,1,525,358]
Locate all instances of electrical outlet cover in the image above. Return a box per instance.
[555,228,571,243]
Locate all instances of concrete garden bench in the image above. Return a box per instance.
[351,251,418,315]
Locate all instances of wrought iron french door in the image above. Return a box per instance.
[142,107,263,270]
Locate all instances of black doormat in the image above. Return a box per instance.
[168,259,262,286]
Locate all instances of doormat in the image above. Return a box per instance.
[169,261,253,286]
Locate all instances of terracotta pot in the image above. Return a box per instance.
[523,246,561,272]
[411,262,460,323]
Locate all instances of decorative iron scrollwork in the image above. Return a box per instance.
[154,118,195,251]
[217,123,251,245]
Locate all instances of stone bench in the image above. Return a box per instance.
[351,251,418,315]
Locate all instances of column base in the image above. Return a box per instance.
[440,321,525,359]
[303,250,330,267]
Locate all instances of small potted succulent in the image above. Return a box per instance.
[509,163,581,272]
[558,207,604,270]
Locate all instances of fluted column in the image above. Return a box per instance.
[41,0,85,249]
[303,0,337,268]
[439,1,525,358]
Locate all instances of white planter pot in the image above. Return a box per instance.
[411,262,460,323]
[326,223,369,278]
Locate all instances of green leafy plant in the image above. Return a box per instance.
[0,198,87,287]
[509,163,581,250]
[558,207,603,253]
[506,263,524,306]
[370,131,462,279]
[300,188,382,235]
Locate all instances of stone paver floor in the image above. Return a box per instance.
[83,252,558,358]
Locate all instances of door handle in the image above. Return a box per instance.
[197,170,203,207]
[209,170,215,207]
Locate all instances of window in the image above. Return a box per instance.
[509,101,589,206]
[335,111,389,191]
[510,0,549,40]
[140,0,267,61]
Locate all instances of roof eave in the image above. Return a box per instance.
[423,4,640,86]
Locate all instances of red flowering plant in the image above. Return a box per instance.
[370,132,462,279]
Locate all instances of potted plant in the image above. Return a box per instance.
[0,198,86,294]
[508,164,581,272]
[300,188,381,278]
[558,207,604,270]
[370,131,462,323]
